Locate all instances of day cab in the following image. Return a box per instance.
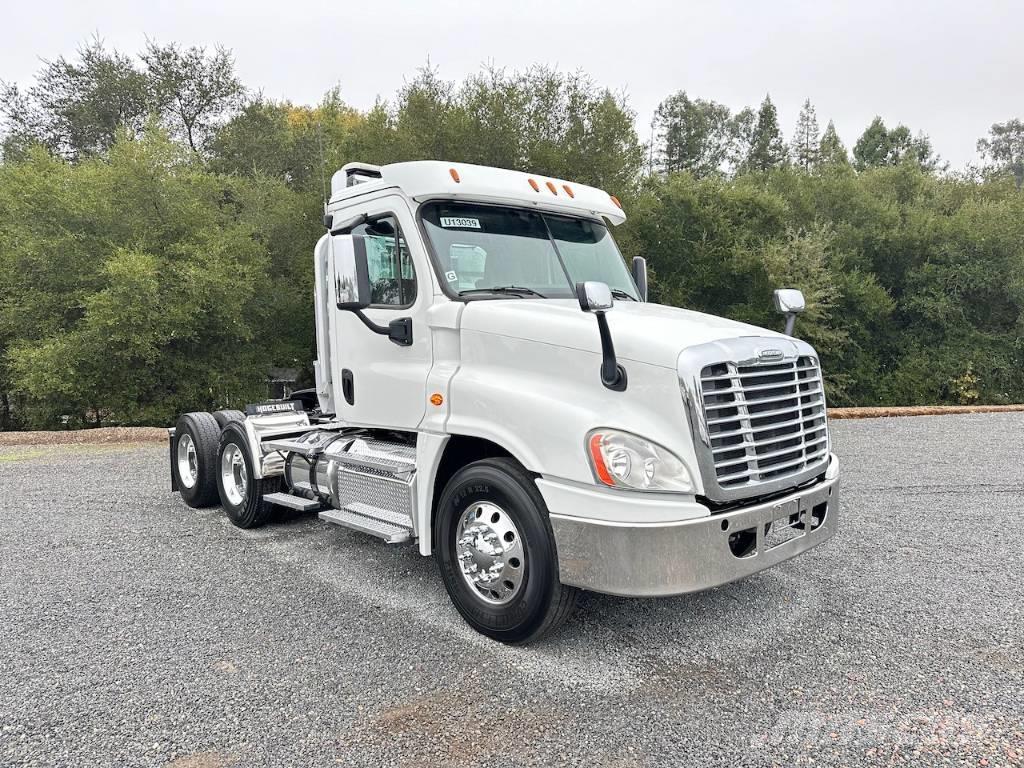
[168,160,839,643]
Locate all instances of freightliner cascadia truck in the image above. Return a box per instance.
[169,161,839,644]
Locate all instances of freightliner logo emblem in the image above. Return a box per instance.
[758,348,785,362]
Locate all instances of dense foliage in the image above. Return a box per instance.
[1,40,1022,428]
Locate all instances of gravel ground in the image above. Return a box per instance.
[0,415,1021,767]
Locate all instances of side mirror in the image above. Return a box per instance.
[576,281,614,313]
[631,257,648,302]
[773,288,806,336]
[332,233,412,346]
[575,282,626,391]
[332,234,371,310]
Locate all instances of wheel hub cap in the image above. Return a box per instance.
[176,434,198,489]
[220,444,247,507]
[455,502,525,605]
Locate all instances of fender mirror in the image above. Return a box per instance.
[575,281,626,392]
[332,234,371,311]
[576,280,614,313]
[773,288,806,336]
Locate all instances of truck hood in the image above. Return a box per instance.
[459,299,789,369]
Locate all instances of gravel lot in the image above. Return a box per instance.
[1,415,1022,767]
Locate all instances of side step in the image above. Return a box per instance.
[263,491,323,513]
[319,502,413,544]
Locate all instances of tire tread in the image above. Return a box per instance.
[436,456,580,644]
[174,412,221,508]
[217,424,280,529]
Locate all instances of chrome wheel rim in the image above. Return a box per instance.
[176,433,198,489]
[455,502,525,605]
[220,444,248,507]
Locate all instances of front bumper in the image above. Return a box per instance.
[545,454,839,597]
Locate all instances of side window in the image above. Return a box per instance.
[350,215,417,307]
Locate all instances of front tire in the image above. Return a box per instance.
[216,423,281,529]
[434,457,579,644]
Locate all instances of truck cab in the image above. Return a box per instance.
[169,160,839,644]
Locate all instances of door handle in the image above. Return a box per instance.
[341,369,355,405]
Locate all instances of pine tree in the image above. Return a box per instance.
[818,120,849,167]
[742,94,787,172]
[791,98,820,170]
[652,91,733,177]
[852,117,891,169]
[853,116,941,171]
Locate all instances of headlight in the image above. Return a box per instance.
[586,429,694,493]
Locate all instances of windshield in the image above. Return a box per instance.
[420,202,639,300]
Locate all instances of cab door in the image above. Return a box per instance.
[330,195,433,430]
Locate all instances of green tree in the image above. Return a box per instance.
[0,127,306,426]
[0,37,150,161]
[210,88,362,192]
[853,117,941,171]
[344,65,643,195]
[818,120,849,167]
[141,41,245,153]
[652,91,733,177]
[977,118,1024,189]
[741,95,787,172]
[790,99,820,171]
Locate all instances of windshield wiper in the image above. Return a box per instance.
[458,285,548,298]
[611,288,637,301]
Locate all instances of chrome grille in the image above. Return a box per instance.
[699,355,828,492]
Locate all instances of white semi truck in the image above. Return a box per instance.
[169,161,839,643]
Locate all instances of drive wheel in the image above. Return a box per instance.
[212,409,245,429]
[435,457,579,644]
[216,423,281,529]
[173,412,221,508]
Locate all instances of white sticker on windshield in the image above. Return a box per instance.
[440,217,481,229]
[445,270,458,282]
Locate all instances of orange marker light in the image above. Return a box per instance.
[528,178,540,192]
[449,168,461,183]
[546,181,558,195]
[610,195,623,209]
[562,184,575,198]
[430,393,444,407]
[588,433,614,486]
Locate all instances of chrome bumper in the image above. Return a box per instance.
[548,464,839,597]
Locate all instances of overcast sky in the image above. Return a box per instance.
[3,0,1019,168]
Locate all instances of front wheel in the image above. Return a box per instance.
[216,423,281,529]
[434,457,579,644]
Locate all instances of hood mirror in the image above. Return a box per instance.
[576,281,614,313]
[575,282,626,392]
[773,288,806,336]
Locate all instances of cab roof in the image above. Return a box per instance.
[329,160,627,225]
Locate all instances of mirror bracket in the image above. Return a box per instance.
[353,311,413,347]
[596,313,628,391]
[576,281,627,392]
